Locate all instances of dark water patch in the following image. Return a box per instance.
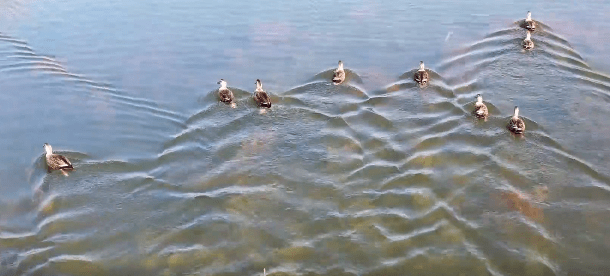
[534,28,573,49]
[380,171,435,191]
[363,187,437,212]
[342,108,395,134]
[0,61,68,74]
[36,209,94,242]
[346,163,400,183]
[539,49,590,70]
[535,40,585,61]
[452,80,481,96]
[571,77,610,98]
[0,60,68,73]
[438,44,514,74]
[0,32,186,130]
[379,81,454,102]
[0,34,27,45]
[10,44,35,53]
[367,251,494,276]
[0,230,40,250]
[380,81,417,95]
[484,27,519,39]
[404,149,490,172]
[428,83,456,99]
[321,132,364,156]
[366,144,407,164]
[399,114,464,139]
[28,256,107,276]
[556,185,610,204]
[182,110,256,143]
[486,161,540,191]
[538,144,610,190]
[414,131,497,154]
[443,57,499,87]
[285,81,368,99]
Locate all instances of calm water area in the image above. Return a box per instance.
[1,0,610,275]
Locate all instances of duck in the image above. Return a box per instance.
[413,61,429,86]
[523,11,536,31]
[523,30,534,50]
[473,94,489,119]
[253,79,271,108]
[43,143,73,175]
[217,79,235,105]
[507,106,526,134]
[332,60,345,85]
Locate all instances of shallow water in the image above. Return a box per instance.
[1,0,610,275]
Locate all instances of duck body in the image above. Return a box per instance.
[44,143,73,172]
[524,21,536,32]
[523,30,534,50]
[253,79,271,108]
[473,94,489,119]
[332,60,345,85]
[217,79,235,104]
[507,106,526,134]
[414,61,429,86]
[523,39,534,50]
[523,11,536,31]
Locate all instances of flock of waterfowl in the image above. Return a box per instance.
[44,11,537,175]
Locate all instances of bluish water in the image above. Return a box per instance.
[1,0,610,275]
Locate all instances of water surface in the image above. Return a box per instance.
[1,0,610,275]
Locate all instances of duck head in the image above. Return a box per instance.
[476,94,483,103]
[337,60,344,70]
[255,79,263,90]
[43,143,53,156]
[419,61,425,71]
[217,79,227,89]
[526,11,532,21]
[513,106,520,118]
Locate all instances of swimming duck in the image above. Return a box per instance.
[43,143,73,175]
[253,79,271,108]
[507,106,526,134]
[473,94,489,119]
[523,11,536,31]
[332,60,345,85]
[523,30,534,50]
[217,79,235,105]
[413,61,429,86]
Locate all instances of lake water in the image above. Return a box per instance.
[1,0,610,275]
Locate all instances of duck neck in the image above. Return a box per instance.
[419,62,425,72]
[513,109,520,118]
[526,12,532,22]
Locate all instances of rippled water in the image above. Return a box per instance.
[2,0,610,275]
